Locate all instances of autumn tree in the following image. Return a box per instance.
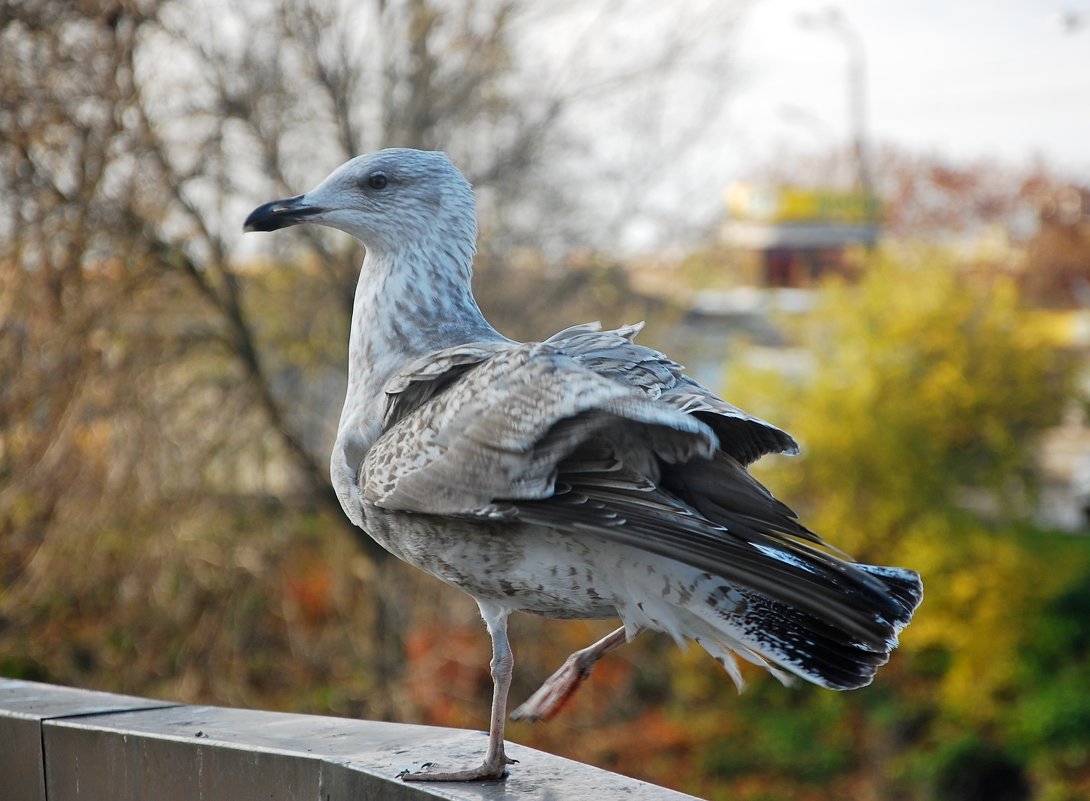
[725,254,1067,538]
[713,255,1088,800]
[0,0,750,742]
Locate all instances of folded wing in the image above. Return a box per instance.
[361,324,922,687]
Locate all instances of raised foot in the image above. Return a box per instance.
[399,756,518,782]
[510,653,591,722]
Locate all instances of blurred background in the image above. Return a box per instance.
[2,1,1090,799]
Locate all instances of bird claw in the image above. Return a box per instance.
[399,756,516,782]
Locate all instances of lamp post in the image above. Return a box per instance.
[797,7,871,191]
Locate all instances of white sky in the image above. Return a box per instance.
[726,0,1090,179]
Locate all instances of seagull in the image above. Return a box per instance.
[243,149,922,782]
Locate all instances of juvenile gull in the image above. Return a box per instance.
[244,149,923,782]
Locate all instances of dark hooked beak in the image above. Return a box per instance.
[243,195,323,232]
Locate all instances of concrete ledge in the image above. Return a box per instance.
[0,678,702,800]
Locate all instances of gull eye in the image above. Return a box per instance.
[366,172,388,190]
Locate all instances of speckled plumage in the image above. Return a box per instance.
[244,148,923,782]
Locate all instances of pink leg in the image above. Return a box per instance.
[511,626,629,722]
[401,602,518,782]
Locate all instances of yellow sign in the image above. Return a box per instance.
[726,184,882,224]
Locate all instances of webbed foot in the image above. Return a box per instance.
[399,754,517,782]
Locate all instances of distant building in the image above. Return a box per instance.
[721,183,882,287]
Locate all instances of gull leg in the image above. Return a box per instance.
[401,602,517,782]
[511,625,630,722]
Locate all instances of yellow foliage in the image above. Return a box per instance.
[716,251,1090,797]
[731,252,1070,545]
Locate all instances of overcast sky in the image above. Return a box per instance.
[726,0,1090,179]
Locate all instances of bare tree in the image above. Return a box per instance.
[1,0,750,714]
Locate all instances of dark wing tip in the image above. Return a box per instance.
[696,412,800,465]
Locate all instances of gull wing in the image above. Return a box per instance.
[365,340,717,515]
[382,341,511,430]
[544,322,799,465]
[365,332,918,663]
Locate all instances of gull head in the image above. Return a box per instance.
[243,149,477,256]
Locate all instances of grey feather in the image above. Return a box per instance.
[364,341,718,514]
[544,322,799,464]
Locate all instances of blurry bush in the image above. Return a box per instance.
[716,254,1090,801]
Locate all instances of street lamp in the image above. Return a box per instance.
[797,7,871,191]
